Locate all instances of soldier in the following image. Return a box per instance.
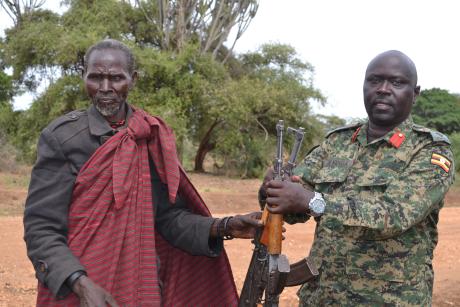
[262,50,454,306]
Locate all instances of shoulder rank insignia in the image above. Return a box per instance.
[431,153,451,173]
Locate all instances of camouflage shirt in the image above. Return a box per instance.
[289,117,454,306]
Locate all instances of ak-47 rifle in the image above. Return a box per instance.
[239,121,317,306]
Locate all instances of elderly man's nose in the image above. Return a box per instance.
[100,78,111,91]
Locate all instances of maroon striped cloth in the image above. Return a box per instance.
[36,108,238,306]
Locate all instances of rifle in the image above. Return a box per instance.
[239,121,317,306]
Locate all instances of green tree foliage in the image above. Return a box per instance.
[412,88,460,174]
[0,54,18,141]
[412,88,460,134]
[1,0,325,177]
[448,132,460,172]
[201,44,325,176]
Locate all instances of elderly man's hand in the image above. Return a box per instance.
[227,212,263,239]
[265,179,314,215]
[73,275,119,307]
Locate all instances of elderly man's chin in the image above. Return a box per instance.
[94,100,123,117]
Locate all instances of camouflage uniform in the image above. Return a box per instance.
[288,117,454,306]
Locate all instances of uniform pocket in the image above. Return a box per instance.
[345,237,418,283]
[346,250,406,282]
[355,175,391,196]
[313,163,351,184]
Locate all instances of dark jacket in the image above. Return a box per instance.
[23,104,221,298]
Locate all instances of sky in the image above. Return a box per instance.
[1,0,460,120]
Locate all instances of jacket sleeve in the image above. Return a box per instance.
[23,128,85,298]
[322,143,454,240]
[150,161,223,257]
[284,143,327,224]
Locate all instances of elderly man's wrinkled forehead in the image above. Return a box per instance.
[366,50,418,86]
[84,39,136,74]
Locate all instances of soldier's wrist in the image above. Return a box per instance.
[301,189,315,214]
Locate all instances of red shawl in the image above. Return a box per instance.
[36,108,238,306]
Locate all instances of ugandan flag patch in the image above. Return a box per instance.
[431,153,451,173]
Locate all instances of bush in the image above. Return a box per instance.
[448,132,460,173]
[0,133,20,172]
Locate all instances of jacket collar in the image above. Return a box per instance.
[88,103,133,136]
[355,116,414,148]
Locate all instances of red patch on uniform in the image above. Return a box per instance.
[389,131,405,148]
[351,127,361,143]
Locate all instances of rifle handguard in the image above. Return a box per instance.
[260,212,283,254]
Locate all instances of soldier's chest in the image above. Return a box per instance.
[313,142,410,195]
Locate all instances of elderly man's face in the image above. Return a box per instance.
[363,54,419,128]
[84,49,136,118]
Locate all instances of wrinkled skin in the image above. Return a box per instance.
[84,49,137,122]
[227,212,263,239]
[72,276,118,307]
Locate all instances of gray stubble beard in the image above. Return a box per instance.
[93,99,124,118]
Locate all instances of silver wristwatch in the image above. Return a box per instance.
[308,192,326,217]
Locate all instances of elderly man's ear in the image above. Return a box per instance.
[130,71,138,89]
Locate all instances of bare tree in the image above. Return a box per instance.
[134,0,258,62]
[0,0,46,25]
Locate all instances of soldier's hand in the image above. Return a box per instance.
[265,180,314,215]
[72,275,119,307]
[258,168,275,209]
[227,211,263,239]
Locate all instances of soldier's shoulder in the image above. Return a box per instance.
[412,124,451,145]
[325,121,364,138]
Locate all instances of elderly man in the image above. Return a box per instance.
[24,39,260,306]
[262,50,454,306]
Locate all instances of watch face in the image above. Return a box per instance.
[309,193,325,217]
[311,199,325,213]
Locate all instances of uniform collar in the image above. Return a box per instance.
[353,116,414,149]
[88,103,133,136]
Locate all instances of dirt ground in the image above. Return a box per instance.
[0,172,459,306]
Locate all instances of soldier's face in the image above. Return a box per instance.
[363,54,420,128]
[84,49,136,118]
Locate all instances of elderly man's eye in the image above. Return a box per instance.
[87,74,102,81]
[111,75,124,82]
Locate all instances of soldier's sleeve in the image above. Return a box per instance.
[23,128,85,298]
[322,143,454,240]
[284,143,328,224]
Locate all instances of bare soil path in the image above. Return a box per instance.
[0,172,459,306]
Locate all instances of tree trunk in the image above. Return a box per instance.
[194,119,221,172]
